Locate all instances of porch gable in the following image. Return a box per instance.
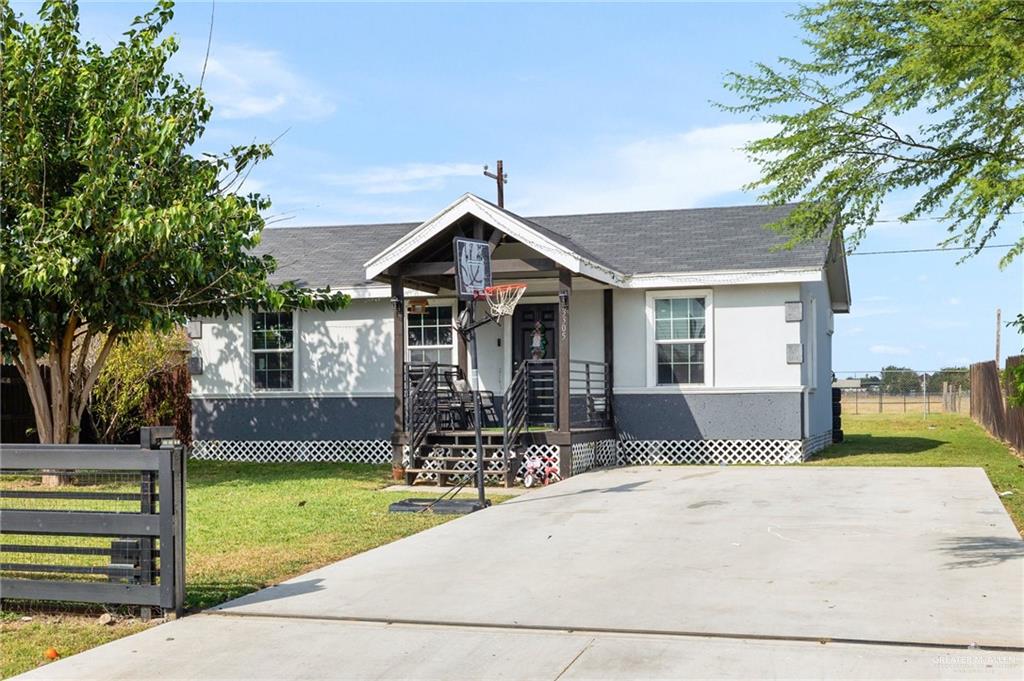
[363,193,624,287]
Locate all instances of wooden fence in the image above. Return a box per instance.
[970,356,1024,453]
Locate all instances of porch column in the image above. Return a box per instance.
[391,275,405,471]
[457,300,468,377]
[604,288,614,428]
[557,268,572,479]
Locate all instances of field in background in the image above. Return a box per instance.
[836,391,968,415]
[811,413,1023,533]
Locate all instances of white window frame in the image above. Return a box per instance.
[645,289,714,389]
[405,301,456,366]
[250,309,299,392]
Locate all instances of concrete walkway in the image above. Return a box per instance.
[18,466,1024,679]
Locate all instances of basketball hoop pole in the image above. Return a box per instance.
[464,302,489,510]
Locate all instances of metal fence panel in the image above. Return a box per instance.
[0,428,185,615]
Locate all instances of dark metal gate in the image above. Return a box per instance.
[0,427,186,616]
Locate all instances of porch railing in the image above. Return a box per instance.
[404,362,440,455]
[523,359,558,429]
[569,359,611,429]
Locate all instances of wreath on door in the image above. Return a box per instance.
[529,320,548,359]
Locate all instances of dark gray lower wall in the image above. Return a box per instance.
[613,392,803,440]
[193,392,803,442]
[192,397,394,441]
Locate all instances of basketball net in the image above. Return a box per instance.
[477,283,527,322]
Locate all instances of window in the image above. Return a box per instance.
[252,311,294,390]
[407,305,454,364]
[650,294,708,385]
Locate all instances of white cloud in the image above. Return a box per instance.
[870,344,911,356]
[947,296,961,305]
[200,45,335,121]
[320,163,481,195]
[517,122,777,214]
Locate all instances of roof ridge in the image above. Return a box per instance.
[261,201,804,231]
[263,221,420,232]
[527,201,803,221]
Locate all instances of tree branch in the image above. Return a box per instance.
[73,330,118,426]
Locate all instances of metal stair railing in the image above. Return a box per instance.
[406,362,439,461]
[502,360,530,462]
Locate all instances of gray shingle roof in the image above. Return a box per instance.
[256,202,829,288]
[533,203,829,275]
[254,221,418,289]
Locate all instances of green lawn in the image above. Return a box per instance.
[2,462,473,678]
[809,413,1024,533]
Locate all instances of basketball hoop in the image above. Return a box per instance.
[477,283,527,321]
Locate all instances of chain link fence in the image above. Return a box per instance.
[833,368,970,415]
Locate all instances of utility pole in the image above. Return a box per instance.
[995,307,1002,367]
[483,160,507,208]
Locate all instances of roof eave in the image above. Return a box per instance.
[824,231,852,313]
[623,266,825,289]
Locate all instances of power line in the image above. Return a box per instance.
[848,243,1014,256]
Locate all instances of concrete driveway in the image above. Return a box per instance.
[19,466,1024,680]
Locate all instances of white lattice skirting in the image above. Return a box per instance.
[571,440,618,476]
[191,439,390,464]
[617,439,805,465]
[407,444,561,485]
[192,436,832,467]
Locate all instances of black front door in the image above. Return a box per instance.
[512,304,558,365]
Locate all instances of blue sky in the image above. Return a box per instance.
[19,1,1022,372]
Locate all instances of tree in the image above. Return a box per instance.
[880,366,920,395]
[0,1,347,444]
[90,328,188,444]
[720,1,1024,267]
[925,367,969,394]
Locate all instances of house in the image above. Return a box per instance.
[189,194,851,481]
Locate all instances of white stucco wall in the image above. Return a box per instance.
[569,290,606,364]
[612,283,803,392]
[191,300,395,397]
[299,301,394,395]
[193,282,832,400]
[191,314,249,395]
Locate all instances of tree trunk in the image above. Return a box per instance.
[3,318,117,486]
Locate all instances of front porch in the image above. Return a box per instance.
[398,357,615,486]
[364,195,620,486]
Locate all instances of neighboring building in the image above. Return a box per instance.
[189,194,851,478]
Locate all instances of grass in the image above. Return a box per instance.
[809,413,1024,533]
[0,612,148,676]
[1,462,481,678]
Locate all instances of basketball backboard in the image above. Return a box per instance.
[453,237,492,300]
